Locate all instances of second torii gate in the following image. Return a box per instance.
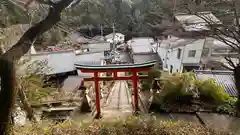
[75,61,156,118]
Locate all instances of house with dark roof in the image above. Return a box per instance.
[194,70,237,97]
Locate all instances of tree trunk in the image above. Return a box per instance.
[18,88,36,122]
[0,59,16,135]
[234,65,240,112]
[0,1,76,133]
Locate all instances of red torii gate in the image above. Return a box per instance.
[75,61,156,118]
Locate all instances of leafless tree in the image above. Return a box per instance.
[0,0,81,134]
[182,0,240,112]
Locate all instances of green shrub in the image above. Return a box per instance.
[216,103,236,115]
[159,73,194,104]
[195,79,232,103]
[21,75,55,103]
[158,72,235,105]
[138,68,162,91]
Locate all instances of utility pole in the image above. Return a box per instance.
[100,24,103,37]
[173,0,176,13]
[112,23,116,50]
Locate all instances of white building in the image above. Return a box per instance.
[156,11,237,73]
[157,35,238,73]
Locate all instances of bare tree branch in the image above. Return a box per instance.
[2,0,78,61]
[224,56,236,69]
[0,0,78,134]
[221,62,234,71]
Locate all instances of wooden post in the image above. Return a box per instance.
[94,72,101,118]
[113,72,118,80]
[132,71,139,113]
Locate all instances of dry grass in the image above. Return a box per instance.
[13,116,231,135]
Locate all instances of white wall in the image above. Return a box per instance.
[182,39,205,64]
[157,46,182,73]
[157,47,167,70]
[157,38,205,73]
[167,46,184,73]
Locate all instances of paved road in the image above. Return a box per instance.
[102,74,133,119]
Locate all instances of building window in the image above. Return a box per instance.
[188,50,196,57]
[177,48,182,59]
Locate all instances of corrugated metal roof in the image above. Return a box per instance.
[195,70,237,97]
[22,51,104,75]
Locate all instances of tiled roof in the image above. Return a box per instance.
[175,12,222,31]
[194,70,237,97]
[75,60,157,69]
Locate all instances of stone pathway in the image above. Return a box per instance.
[102,80,133,119]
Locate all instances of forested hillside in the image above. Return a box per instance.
[1,0,238,35]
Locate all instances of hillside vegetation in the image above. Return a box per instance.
[13,116,231,135]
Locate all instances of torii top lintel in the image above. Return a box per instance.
[74,61,157,73]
